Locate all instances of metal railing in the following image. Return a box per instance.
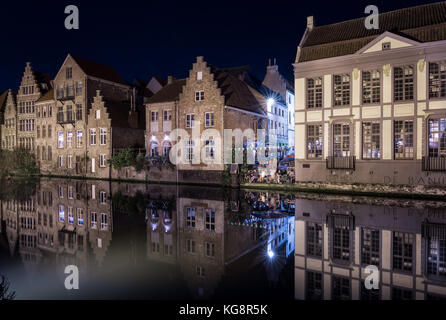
[422,156,446,172]
[326,156,356,170]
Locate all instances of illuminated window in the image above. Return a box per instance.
[392,232,413,272]
[205,209,215,231]
[306,222,322,257]
[333,74,350,106]
[394,66,414,101]
[361,228,380,266]
[186,207,195,228]
[59,205,65,222]
[428,118,446,157]
[58,131,64,148]
[333,123,350,157]
[362,122,381,159]
[307,124,322,159]
[394,120,414,159]
[306,77,322,108]
[429,62,446,99]
[362,70,380,104]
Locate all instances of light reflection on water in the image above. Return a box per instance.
[0,178,294,300]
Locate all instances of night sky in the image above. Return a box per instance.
[0,0,440,91]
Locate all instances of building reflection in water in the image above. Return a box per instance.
[294,196,446,300]
[0,178,294,299]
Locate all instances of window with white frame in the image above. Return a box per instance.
[394,120,414,159]
[333,123,351,157]
[67,130,73,148]
[205,139,215,160]
[362,122,381,159]
[100,213,108,230]
[186,114,195,128]
[58,156,63,168]
[58,131,64,148]
[333,74,350,106]
[205,112,214,127]
[362,70,380,104]
[394,66,414,101]
[58,185,64,198]
[429,62,446,99]
[163,110,172,121]
[91,212,97,229]
[68,207,74,224]
[186,207,195,228]
[59,205,65,222]
[186,139,194,161]
[205,242,215,257]
[76,130,83,148]
[90,128,96,145]
[205,209,215,231]
[100,128,106,145]
[428,117,446,157]
[195,90,204,102]
[186,239,196,253]
[77,208,84,225]
[100,154,106,167]
[100,191,106,204]
[68,186,73,199]
[306,77,322,108]
[307,124,323,159]
[68,155,73,169]
[96,109,101,119]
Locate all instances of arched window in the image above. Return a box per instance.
[163,142,171,157]
[150,142,159,157]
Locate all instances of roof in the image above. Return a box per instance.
[103,99,132,128]
[71,55,129,86]
[211,66,264,113]
[298,2,446,62]
[0,91,8,112]
[36,88,54,103]
[146,79,186,104]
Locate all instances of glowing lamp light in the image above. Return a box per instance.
[266,98,275,109]
[267,250,275,259]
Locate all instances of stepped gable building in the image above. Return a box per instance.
[293,2,446,187]
[0,90,17,150]
[146,56,268,176]
[16,62,52,153]
[49,54,144,178]
[35,88,55,173]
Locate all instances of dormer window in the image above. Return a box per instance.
[382,42,391,51]
[197,71,203,81]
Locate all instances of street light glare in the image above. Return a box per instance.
[267,98,275,109]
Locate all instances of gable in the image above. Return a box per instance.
[359,32,419,54]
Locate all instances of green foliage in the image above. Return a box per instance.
[112,191,146,215]
[110,147,144,172]
[0,149,39,177]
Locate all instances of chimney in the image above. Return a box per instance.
[197,56,204,63]
[307,16,315,31]
[167,76,176,84]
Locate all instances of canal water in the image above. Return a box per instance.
[1,177,445,300]
[0,178,294,300]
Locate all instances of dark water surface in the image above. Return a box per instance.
[0,178,294,300]
[2,177,446,300]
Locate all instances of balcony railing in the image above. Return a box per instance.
[326,156,356,170]
[422,156,446,172]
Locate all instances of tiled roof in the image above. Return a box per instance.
[71,55,129,86]
[0,91,8,112]
[36,88,54,102]
[212,66,264,114]
[146,79,186,104]
[103,99,132,128]
[299,2,446,62]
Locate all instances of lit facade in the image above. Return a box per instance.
[294,3,446,187]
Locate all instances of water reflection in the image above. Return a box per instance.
[294,195,446,300]
[0,178,294,299]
